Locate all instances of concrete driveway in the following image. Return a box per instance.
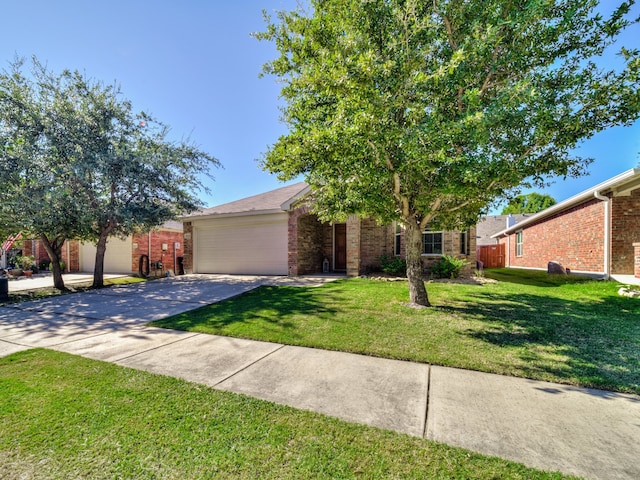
[1,274,639,480]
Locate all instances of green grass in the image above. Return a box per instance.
[151,269,640,395]
[0,349,574,479]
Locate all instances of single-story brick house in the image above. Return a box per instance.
[23,221,184,275]
[492,168,640,279]
[181,183,476,276]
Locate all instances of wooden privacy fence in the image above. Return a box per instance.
[476,244,505,269]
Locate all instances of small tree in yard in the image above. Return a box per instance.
[0,58,219,289]
[256,0,640,306]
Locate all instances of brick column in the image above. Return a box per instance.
[183,222,193,274]
[634,243,640,278]
[346,215,361,277]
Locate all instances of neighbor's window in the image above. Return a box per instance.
[516,230,523,257]
[460,230,469,255]
[394,222,402,256]
[422,231,443,255]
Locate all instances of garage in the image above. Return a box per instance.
[80,236,133,273]
[193,213,288,275]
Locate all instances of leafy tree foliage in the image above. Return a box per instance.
[501,193,557,215]
[0,58,218,289]
[257,0,640,305]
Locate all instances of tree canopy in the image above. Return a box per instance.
[257,0,640,306]
[0,58,218,289]
[501,193,557,215]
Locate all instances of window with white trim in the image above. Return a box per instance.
[422,231,443,255]
[516,230,523,257]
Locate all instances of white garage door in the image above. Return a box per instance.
[80,237,133,273]
[194,214,288,275]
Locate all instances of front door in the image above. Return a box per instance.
[334,224,347,271]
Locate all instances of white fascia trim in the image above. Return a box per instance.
[180,208,284,222]
[492,168,640,239]
[281,185,312,211]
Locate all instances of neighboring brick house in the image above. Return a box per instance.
[181,183,476,277]
[475,214,530,269]
[493,168,640,279]
[476,214,530,246]
[23,221,184,275]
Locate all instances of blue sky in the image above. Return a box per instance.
[1,1,639,213]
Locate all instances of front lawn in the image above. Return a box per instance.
[0,349,572,479]
[151,269,640,395]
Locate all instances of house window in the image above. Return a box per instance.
[394,222,402,256]
[422,231,443,255]
[460,230,469,255]
[516,230,523,257]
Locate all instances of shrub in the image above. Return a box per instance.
[15,255,36,270]
[430,255,469,279]
[379,255,407,276]
[49,261,66,272]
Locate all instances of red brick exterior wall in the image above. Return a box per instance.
[502,198,606,273]
[182,222,193,274]
[29,229,183,275]
[359,218,392,273]
[500,189,640,275]
[296,213,325,274]
[634,243,640,278]
[346,215,361,276]
[286,208,476,277]
[288,204,310,276]
[610,189,640,274]
[67,241,80,272]
[395,225,477,275]
[132,230,184,275]
[26,239,77,272]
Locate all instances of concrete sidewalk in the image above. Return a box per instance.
[0,274,638,480]
[7,272,130,292]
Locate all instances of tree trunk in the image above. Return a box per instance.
[39,233,68,291]
[92,231,109,288]
[405,222,430,307]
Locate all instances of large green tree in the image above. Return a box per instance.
[0,80,92,290]
[257,0,640,306]
[501,193,557,215]
[0,58,218,289]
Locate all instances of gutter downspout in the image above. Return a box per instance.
[593,190,610,279]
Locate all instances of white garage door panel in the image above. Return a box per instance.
[81,237,133,273]
[195,216,288,275]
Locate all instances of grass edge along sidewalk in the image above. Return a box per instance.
[0,349,575,480]
[151,269,640,395]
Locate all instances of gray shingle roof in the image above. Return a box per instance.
[185,182,309,218]
[476,214,529,245]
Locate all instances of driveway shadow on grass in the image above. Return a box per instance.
[438,290,640,396]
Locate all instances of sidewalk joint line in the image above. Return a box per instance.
[422,364,431,439]
[45,330,116,347]
[213,343,286,387]
[111,331,201,362]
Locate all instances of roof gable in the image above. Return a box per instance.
[493,168,640,238]
[185,182,309,219]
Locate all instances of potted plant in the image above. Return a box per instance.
[7,255,22,277]
[16,255,36,277]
